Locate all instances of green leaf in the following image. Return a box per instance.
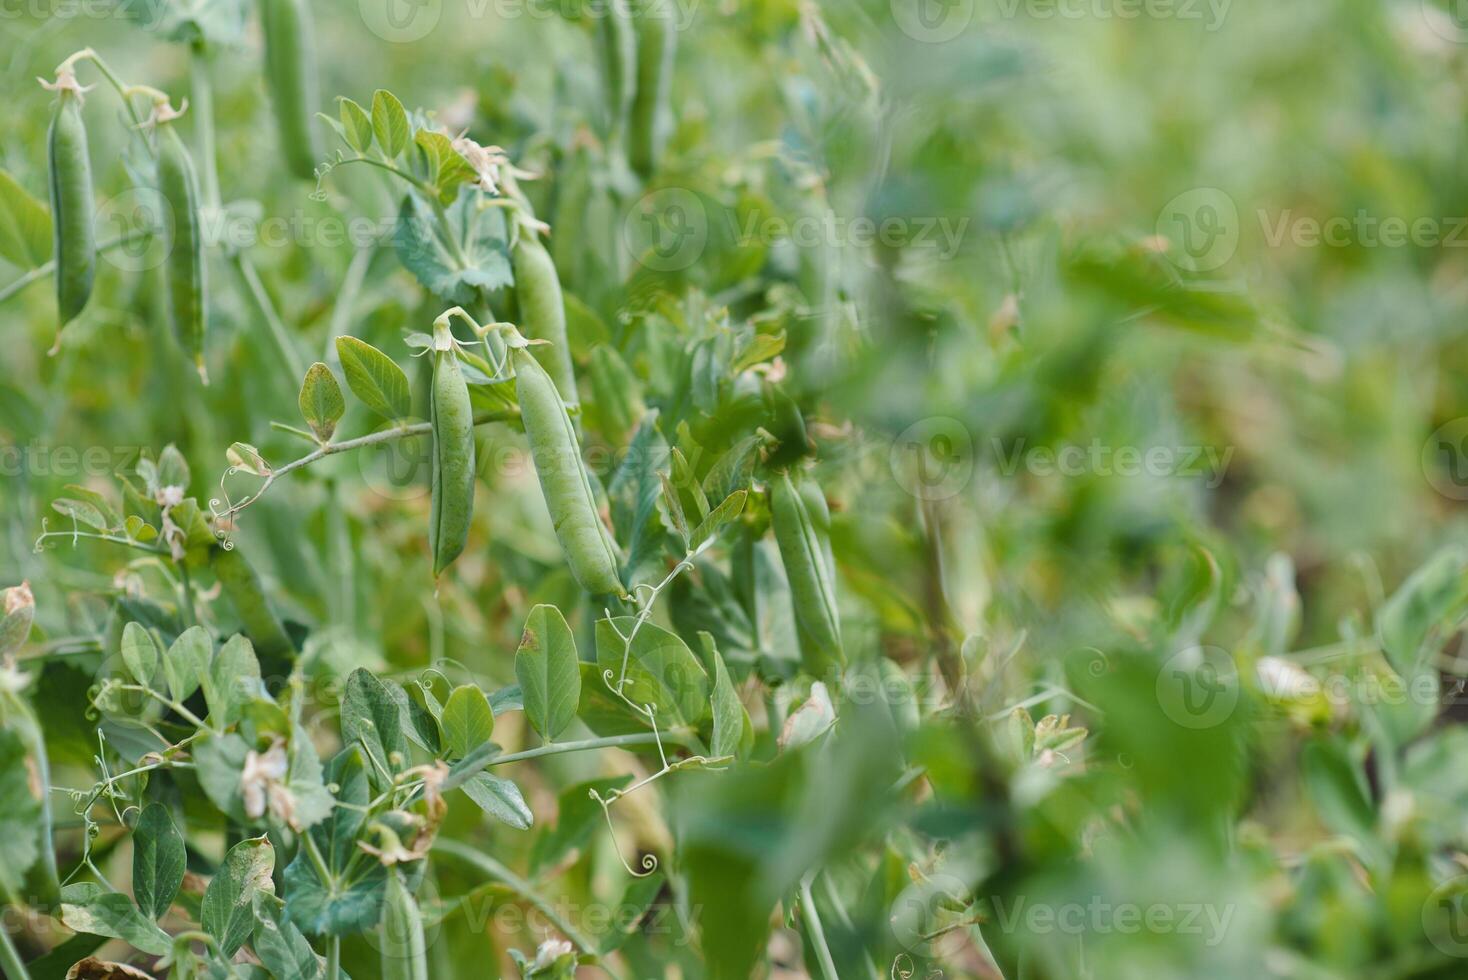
[202,836,276,957]
[443,740,501,791]
[132,803,185,920]
[164,625,210,703]
[52,497,109,531]
[702,633,746,759]
[336,336,412,420]
[59,886,172,957]
[371,89,410,158]
[0,167,51,269]
[193,732,251,822]
[441,684,495,759]
[392,190,512,304]
[690,490,747,552]
[608,414,671,586]
[253,892,325,979]
[227,442,272,477]
[595,618,710,727]
[515,604,581,742]
[338,97,374,153]
[156,444,191,492]
[460,772,533,829]
[120,621,160,689]
[287,724,336,831]
[205,634,262,727]
[299,362,345,442]
[341,668,410,787]
[415,129,477,202]
[0,729,42,895]
[1378,546,1468,679]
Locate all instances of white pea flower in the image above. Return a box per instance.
[240,740,299,829]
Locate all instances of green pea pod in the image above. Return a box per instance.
[380,868,428,980]
[430,325,475,576]
[260,0,323,180]
[157,124,208,381]
[763,381,813,468]
[48,88,95,334]
[210,545,295,676]
[513,342,624,596]
[628,1,677,178]
[770,471,843,675]
[595,0,637,147]
[512,227,578,411]
[0,683,62,911]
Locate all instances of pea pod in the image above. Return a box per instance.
[157,123,208,381]
[511,223,578,411]
[260,0,322,180]
[595,0,637,148]
[210,544,295,676]
[380,868,428,980]
[770,471,843,675]
[628,1,677,178]
[513,338,623,596]
[47,86,95,333]
[429,322,476,576]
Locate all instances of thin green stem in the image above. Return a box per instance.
[330,156,438,198]
[214,410,517,524]
[799,875,839,980]
[0,233,144,306]
[488,731,694,767]
[0,922,32,980]
[231,254,307,381]
[327,935,340,980]
[431,840,608,968]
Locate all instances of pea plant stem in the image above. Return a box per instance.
[487,730,695,767]
[212,409,518,525]
[799,874,840,980]
[230,252,307,381]
[0,923,32,980]
[0,233,144,306]
[430,839,614,974]
[327,936,341,980]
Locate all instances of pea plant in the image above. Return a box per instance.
[6,1,1468,979]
